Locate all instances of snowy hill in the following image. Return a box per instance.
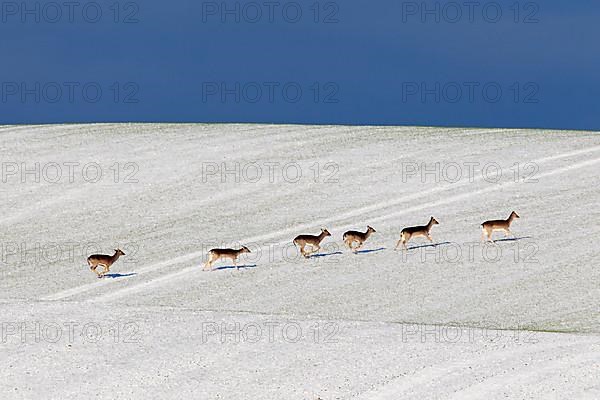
[1,124,599,399]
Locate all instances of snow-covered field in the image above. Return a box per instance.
[1,124,599,399]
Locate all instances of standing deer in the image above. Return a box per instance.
[481,211,520,242]
[293,228,331,258]
[87,249,125,278]
[395,217,439,251]
[343,226,376,253]
[203,246,252,271]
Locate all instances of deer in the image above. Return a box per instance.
[481,211,520,242]
[87,249,125,278]
[395,217,439,251]
[293,228,331,258]
[203,246,251,271]
[343,226,376,253]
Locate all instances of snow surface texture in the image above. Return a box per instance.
[1,124,599,399]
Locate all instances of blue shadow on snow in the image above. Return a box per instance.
[309,251,343,259]
[492,236,533,243]
[355,247,386,254]
[405,241,453,251]
[103,272,137,279]
[213,264,258,271]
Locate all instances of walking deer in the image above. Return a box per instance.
[87,249,125,278]
[293,228,331,258]
[481,211,520,242]
[343,226,376,253]
[395,217,439,251]
[203,246,251,271]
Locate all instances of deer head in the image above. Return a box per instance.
[321,228,332,237]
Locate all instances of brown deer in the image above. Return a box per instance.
[395,217,439,251]
[343,226,376,253]
[87,249,125,278]
[481,211,520,242]
[203,246,251,271]
[293,228,331,258]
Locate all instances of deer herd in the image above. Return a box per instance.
[87,212,520,276]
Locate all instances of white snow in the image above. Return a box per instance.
[1,123,599,399]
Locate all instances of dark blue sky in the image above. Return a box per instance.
[1,0,599,129]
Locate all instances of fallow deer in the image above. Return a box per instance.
[395,217,439,251]
[481,211,520,242]
[87,249,125,278]
[203,246,252,271]
[343,226,376,253]
[293,228,331,258]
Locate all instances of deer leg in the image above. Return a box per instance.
[299,245,308,258]
[399,232,410,250]
[304,244,319,257]
[505,228,513,238]
[427,234,434,243]
[96,264,107,278]
[346,239,356,251]
[300,245,310,258]
[313,244,321,255]
[482,228,492,242]
[234,257,239,270]
[204,255,215,271]
[89,261,100,277]
[90,265,103,278]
